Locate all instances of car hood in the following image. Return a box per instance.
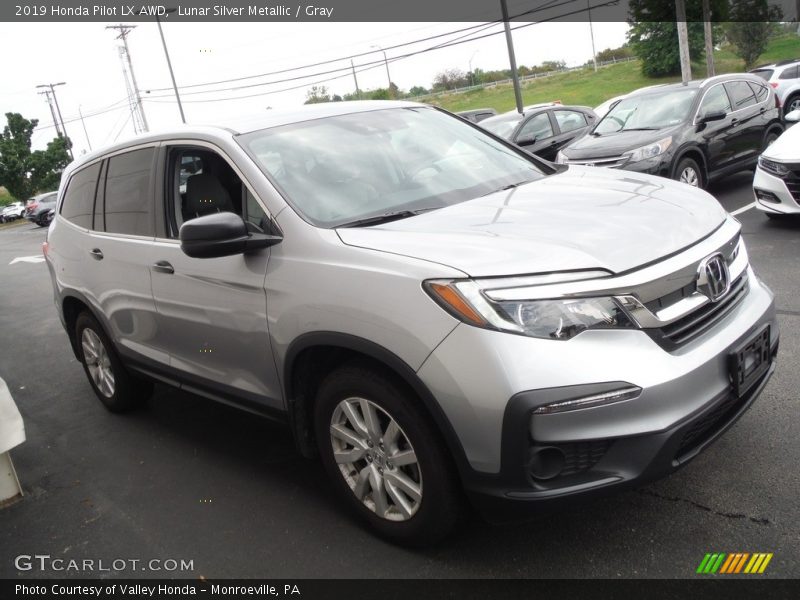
[562,126,679,158]
[336,166,727,277]
[763,124,800,161]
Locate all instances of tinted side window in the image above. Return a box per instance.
[725,81,757,110]
[699,84,732,115]
[517,113,553,141]
[554,110,587,133]
[749,82,769,104]
[104,148,155,237]
[60,162,101,229]
[779,65,799,80]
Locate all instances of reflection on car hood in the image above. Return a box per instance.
[762,123,800,161]
[336,166,727,277]
[562,126,678,158]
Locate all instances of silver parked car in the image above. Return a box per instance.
[45,101,778,545]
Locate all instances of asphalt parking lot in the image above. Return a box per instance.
[1,172,798,579]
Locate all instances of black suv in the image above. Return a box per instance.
[556,74,784,189]
[479,103,597,161]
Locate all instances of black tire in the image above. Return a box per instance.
[314,362,464,546]
[764,129,781,150]
[75,311,153,413]
[673,156,704,189]
[784,94,800,118]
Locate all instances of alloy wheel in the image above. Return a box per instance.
[329,397,422,521]
[81,328,115,398]
[680,166,700,187]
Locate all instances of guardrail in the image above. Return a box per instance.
[413,56,637,101]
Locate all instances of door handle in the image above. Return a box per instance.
[759,107,766,115]
[89,248,103,260]
[152,261,174,274]
[731,118,739,127]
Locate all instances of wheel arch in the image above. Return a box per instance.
[61,292,106,361]
[283,332,473,481]
[672,145,708,184]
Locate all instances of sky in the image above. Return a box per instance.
[0,21,629,155]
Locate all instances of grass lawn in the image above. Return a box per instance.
[426,35,800,114]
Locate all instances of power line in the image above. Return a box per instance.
[143,0,573,95]
[141,0,605,106]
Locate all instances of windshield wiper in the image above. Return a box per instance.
[336,207,439,228]
[620,127,661,131]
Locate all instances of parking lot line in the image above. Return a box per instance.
[730,202,755,216]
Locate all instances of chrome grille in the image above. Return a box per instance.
[565,155,628,169]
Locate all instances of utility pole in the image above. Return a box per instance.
[106,24,149,133]
[351,59,361,99]
[370,45,392,89]
[78,106,92,152]
[587,0,598,72]
[675,0,692,85]
[500,0,523,114]
[37,89,62,137]
[36,82,73,160]
[469,50,479,86]
[702,0,715,77]
[155,10,186,124]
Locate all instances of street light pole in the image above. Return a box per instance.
[155,10,186,123]
[469,51,479,86]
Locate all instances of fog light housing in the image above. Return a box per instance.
[754,188,780,204]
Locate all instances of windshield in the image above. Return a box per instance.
[751,69,773,81]
[479,112,524,139]
[593,88,698,134]
[240,107,545,228]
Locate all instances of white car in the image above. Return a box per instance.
[0,202,25,223]
[753,109,800,219]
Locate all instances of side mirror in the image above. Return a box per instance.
[697,110,726,124]
[516,135,537,146]
[785,109,800,123]
[180,212,282,259]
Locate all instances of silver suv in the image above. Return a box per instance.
[45,101,779,545]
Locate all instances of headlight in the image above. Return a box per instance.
[425,280,634,340]
[625,136,672,163]
[555,150,567,164]
[758,155,789,177]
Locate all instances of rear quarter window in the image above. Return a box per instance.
[60,162,101,229]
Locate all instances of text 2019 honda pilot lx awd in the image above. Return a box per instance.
[45,101,778,545]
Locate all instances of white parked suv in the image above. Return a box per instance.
[753,110,800,218]
[751,58,800,117]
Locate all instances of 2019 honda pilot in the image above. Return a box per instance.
[45,101,778,545]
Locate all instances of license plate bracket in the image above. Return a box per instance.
[729,325,771,397]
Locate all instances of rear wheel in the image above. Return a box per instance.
[764,130,781,150]
[75,312,152,412]
[314,362,464,546]
[674,157,704,189]
[784,94,800,117]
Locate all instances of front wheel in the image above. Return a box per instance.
[314,363,464,546]
[674,156,704,189]
[75,312,152,412]
[784,94,800,118]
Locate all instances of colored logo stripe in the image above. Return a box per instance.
[697,553,773,574]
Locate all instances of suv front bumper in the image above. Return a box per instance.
[753,165,800,215]
[417,271,778,520]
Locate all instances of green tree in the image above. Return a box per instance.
[724,1,782,69]
[408,86,428,97]
[304,85,331,104]
[627,0,726,77]
[0,113,70,200]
